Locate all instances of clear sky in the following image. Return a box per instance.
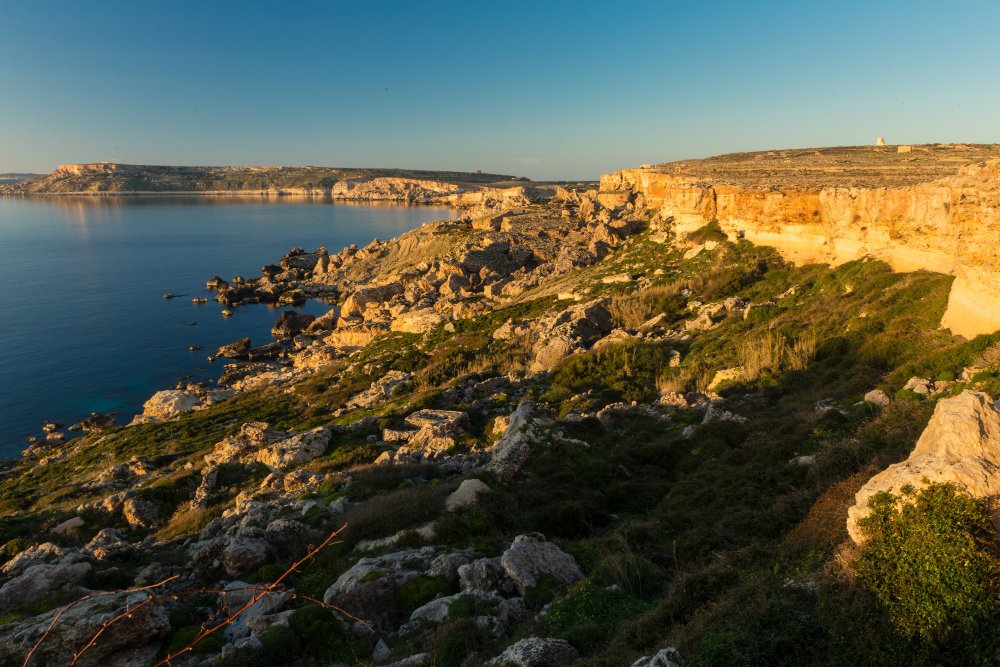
[1,0,998,180]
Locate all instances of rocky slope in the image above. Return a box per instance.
[601,144,1000,337]
[1,150,998,666]
[0,163,564,207]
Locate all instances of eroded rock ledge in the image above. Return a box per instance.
[602,144,1000,337]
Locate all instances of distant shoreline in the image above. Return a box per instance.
[0,190,461,205]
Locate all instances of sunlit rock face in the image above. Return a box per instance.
[603,146,1000,337]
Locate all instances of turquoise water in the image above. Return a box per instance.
[0,197,452,458]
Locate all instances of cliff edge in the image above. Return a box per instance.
[601,144,1000,337]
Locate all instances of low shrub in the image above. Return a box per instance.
[396,575,452,615]
[855,482,999,645]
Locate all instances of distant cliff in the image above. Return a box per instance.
[0,163,551,206]
[601,144,1000,338]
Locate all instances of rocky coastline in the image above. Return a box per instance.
[3,146,999,666]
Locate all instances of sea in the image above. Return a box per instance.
[0,196,453,458]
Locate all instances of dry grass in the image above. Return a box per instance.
[414,334,535,393]
[343,481,456,543]
[656,367,714,395]
[157,503,223,541]
[739,331,817,381]
[788,332,818,371]
[609,284,684,329]
[739,331,787,381]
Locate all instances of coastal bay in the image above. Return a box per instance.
[0,196,452,457]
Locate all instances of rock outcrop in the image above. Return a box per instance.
[847,390,1000,542]
[486,637,579,666]
[602,145,1000,337]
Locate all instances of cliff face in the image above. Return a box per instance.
[602,147,1000,338]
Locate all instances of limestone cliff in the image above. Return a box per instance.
[602,145,1000,337]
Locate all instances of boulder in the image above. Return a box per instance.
[0,558,92,612]
[486,637,579,666]
[499,533,583,596]
[68,412,117,433]
[205,421,286,466]
[863,389,891,408]
[531,299,613,371]
[222,538,270,577]
[847,390,1000,543]
[84,528,132,560]
[391,308,446,334]
[305,308,340,333]
[342,283,404,317]
[323,547,439,631]
[487,402,538,483]
[2,542,68,577]
[51,516,85,535]
[446,479,490,511]
[399,410,471,458]
[272,310,316,339]
[458,557,518,597]
[131,389,201,424]
[903,376,933,396]
[220,580,290,641]
[122,497,159,528]
[400,590,524,637]
[255,426,331,471]
[215,337,252,359]
[0,591,170,667]
[708,367,744,391]
[347,371,411,409]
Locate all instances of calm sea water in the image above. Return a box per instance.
[0,197,452,458]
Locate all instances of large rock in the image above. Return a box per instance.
[122,497,159,528]
[205,421,287,466]
[485,637,579,666]
[391,308,445,334]
[347,371,411,409]
[222,538,270,577]
[215,337,252,359]
[84,528,133,561]
[399,410,471,458]
[487,402,538,483]
[0,591,170,666]
[342,283,404,317]
[322,547,439,631]
[220,580,290,641]
[255,426,331,471]
[499,533,583,596]
[458,557,518,597]
[2,542,67,576]
[272,310,316,339]
[0,557,92,612]
[847,390,1000,543]
[531,299,613,371]
[446,479,490,511]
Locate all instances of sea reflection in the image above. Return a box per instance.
[0,197,454,456]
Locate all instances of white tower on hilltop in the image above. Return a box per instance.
[876,137,886,146]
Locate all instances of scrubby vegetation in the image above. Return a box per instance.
[1,208,998,666]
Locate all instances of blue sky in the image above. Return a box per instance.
[1,0,998,179]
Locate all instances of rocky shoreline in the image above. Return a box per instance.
[3,148,999,666]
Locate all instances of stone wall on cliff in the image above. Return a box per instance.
[602,155,1000,338]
